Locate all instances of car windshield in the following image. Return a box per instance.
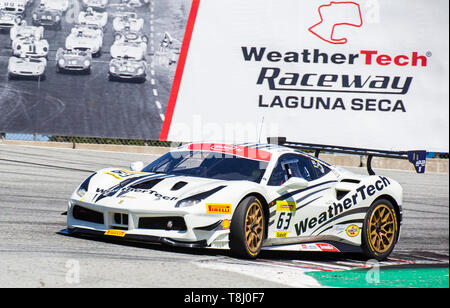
[142,151,268,183]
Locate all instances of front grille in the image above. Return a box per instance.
[113,213,128,225]
[72,205,104,224]
[138,217,187,231]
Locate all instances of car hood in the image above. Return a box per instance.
[67,37,98,46]
[110,44,143,58]
[10,59,45,70]
[78,168,230,206]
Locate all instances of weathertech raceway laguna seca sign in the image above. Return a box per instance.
[161,0,449,153]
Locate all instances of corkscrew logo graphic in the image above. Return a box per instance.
[308,1,363,45]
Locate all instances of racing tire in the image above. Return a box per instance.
[362,199,399,260]
[230,196,265,259]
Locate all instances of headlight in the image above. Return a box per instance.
[32,13,37,20]
[110,66,116,73]
[175,186,226,208]
[75,173,96,198]
[176,199,202,208]
[84,59,90,67]
[76,187,87,198]
[58,59,65,66]
[137,68,143,75]
[55,15,60,21]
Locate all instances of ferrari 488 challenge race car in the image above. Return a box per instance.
[65,142,403,260]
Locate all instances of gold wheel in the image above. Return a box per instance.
[368,204,396,253]
[244,201,264,255]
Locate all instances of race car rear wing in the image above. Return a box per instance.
[267,137,427,175]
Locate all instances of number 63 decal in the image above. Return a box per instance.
[276,212,293,230]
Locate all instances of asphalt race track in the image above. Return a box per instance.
[0,144,448,287]
[0,0,189,139]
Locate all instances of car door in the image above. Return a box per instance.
[264,153,338,245]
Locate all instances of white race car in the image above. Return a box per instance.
[112,11,143,33]
[110,40,146,60]
[10,22,44,41]
[122,0,150,7]
[8,55,46,79]
[66,25,103,57]
[65,142,403,260]
[81,0,109,12]
[78,8,108,29]
[12,35,49,58]
[0,9,23,31]
[40,0,69,13]
[0,0,26,14]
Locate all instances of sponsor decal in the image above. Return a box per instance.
[316,243,340,252]
[298,243,340,252]
[275,231,290,238]
[241,0,432,115]
[206,203,231,214]
[104,229,126,237]
[95,187,178,201]
[346,224,360,237]
[276,200,297,211]
[104,169,146,180]
[294,176,391,236]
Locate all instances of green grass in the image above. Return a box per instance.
[306,267,449,288]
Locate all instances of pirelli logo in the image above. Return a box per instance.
[276,200,297,211]
[206,204,231,214]
[104,229,126,237]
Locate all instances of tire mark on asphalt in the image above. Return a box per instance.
[0,84,66,132]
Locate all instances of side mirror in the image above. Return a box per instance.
[282,177,309,190]
[130,161,144,172]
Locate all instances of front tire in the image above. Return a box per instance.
[362,199,399,260]
[230,196,265,259]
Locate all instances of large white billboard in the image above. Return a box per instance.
[162,0,449,152]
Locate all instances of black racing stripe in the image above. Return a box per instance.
[311,207,369,236]
[93,173,170,203]
[295,195,323,212]
[269,180,337,208]
[270,192,324,216]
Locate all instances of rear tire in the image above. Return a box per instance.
[230,196,265,259]
[362,199,399,260]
